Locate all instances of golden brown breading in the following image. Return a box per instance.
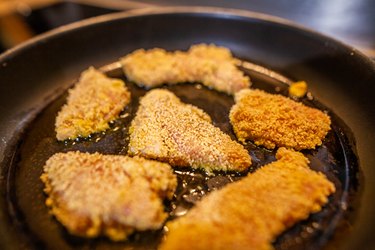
[159,148,335,250]
[55,67,131,141]
[40,151,177,240]
[120,48,185,87]
[289,80,308,98]
[188,43,234,61]
[229,89,331,150]
[120,44,250,95]
[128,89,251,174]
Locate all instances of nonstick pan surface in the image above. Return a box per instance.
[0,7,374,250]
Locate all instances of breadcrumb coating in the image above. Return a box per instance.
[159,148,335,250]
[40,151,177,240]
[55,67,131,141]
[128,89,251,174]
[188,43,233,61]
[230,89,331,150]
[120,44,250,95]
[289,81,308,98]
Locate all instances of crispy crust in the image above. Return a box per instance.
[289,81,308,98]
[159,148,336,250]
[120,44,250,95]
[229,89,331,150]
[128,89,251,174]
[55,67,131,141]
[41,151,177,240]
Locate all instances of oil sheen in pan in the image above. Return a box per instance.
[6,60,360,250]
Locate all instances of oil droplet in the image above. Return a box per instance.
[195,84,202,89]
[306,92,314,100]
[312,222,320,229]
[306,226,314,234]
[341,201,348,210]
[173,206,188,217]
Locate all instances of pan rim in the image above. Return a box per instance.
[0,6,374,67]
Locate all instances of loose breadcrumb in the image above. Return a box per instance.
[289,81,308,98]
[128,89,251,174]
[159,148,335,250]
[40,151,177,240]
[120,44,250,95]
[229,89,331,150]
[55,67,131,141]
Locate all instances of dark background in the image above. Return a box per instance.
[0,0,374,58]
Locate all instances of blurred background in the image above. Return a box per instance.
[0,0,374,57]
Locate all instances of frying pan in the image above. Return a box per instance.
[0,7,374,250]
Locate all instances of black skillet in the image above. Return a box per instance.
[0,7,374,250]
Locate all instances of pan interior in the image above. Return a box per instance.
[6,61,359,250]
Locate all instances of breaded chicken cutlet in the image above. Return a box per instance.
[128,89,251,174]
[55,67,131,141]
[40,151,177,240]
[230,89,331,150]
[159,148,335,250]
[120,44,250,95]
